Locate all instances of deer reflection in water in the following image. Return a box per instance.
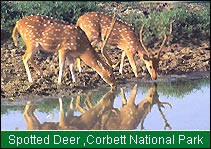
[23,89,117,130]
[140,83,172,130]
[68,89,117,129]
[24,99,77,130]
[23,83,172,130]
[101,83,172,130]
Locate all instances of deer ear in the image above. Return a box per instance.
[143,54,150,61]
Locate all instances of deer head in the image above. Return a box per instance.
[139,22,173,80]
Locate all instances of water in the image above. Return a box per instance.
[1,78,210,130]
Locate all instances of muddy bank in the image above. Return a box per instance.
[1,39,210,102]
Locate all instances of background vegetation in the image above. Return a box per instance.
[1,1,210,47]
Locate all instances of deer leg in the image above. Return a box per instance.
[128,84,138,106]
[24,101,40,130]
[76,96,87,113]
[58,98,68,128]
[30,59,43,77]
[70,63,76,83]
[125,51,138,77]
[66,98,74,122]
[120,88,127,106]
[84,92,93,109]
[140,112,148,130]
[119,51,126,75]
[58,50,66,84]
[66,55,76,83]
[22,45,38,83]
[76,58,82,72]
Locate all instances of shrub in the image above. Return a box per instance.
[123,3,210,47]
[1,2,210,47]
[1,1,103,33]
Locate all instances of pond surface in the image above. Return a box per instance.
[1,77,210,130]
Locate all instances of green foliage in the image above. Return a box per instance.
[138,78,210,99]
[1,2,210,47]
[169,5,210,46]
[1,1,103,33]
[123,3,210,47]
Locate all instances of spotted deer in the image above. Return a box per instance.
[76,12,172,79]
[12,15,116,88]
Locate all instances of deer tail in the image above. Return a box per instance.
[12,25,18,47]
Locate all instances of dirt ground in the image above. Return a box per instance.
[1,39,210,101]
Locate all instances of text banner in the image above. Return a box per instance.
[1,131,210,148]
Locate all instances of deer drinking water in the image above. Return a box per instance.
[12,15,116,88]
[76,12,172,79]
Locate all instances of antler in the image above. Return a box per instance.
[100,11,117,66]
[157,21,173,59]
[157,101,172,130]
[139,24,150,55]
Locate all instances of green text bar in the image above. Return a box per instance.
[1,131,210,148]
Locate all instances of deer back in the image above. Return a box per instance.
[16,16,89,52]
[16,15,96,53]
[77,12,143,54]
[15,15,72,50]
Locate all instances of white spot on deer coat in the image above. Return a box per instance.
[35,42,39,48]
